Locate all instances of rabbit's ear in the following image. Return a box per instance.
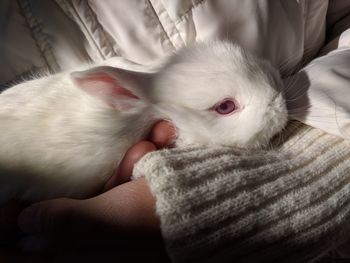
[71,66,153,111]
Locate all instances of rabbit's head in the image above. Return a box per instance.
[71,41,287,149]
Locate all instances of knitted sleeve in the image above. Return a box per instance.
[133,122,350,263]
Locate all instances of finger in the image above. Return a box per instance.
[100,177,160,232]
[17,197,82,235]
[17,178,164,257]
[104,121,175,191]
[148,120,176,149]
[0,200,28,225]
[18,178,159,236]
[103,141,156,191]
[0,200,28,244]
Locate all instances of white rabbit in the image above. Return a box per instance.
[0,41,287,202]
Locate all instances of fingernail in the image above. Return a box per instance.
[17,207,42,233]
[17,235,48,252]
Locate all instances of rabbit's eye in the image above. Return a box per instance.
[213,99,236,115]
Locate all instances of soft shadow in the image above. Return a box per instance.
[283,70,311,122]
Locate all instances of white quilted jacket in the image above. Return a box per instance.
[1,0,350,138]
[0,0,330,79]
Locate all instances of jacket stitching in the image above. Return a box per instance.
[146,0,176,51]
[151,0,185,46]
[85,1,119,58]
[17,0,60,73]
[56,0,119,59]
[179,0,206,21]
[303,0,309,51]
[55,0,106,60]
[175,0,207,25]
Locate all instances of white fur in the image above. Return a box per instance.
[153,41,287,148]
[0,41,287,202]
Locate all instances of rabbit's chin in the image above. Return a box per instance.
[172,108,288,150]
[174,128,285,149]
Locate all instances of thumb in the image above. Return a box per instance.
[17,178,160,246]
[18,197,88,235]
[17,198,119,251]
[16,180,166,260]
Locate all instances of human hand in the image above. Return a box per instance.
[2,121,176,261]
[103,120,176,189]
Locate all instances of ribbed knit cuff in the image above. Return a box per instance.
[134,123,350,262]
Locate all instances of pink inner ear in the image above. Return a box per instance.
[71,71,142,111]
[75,73,140,100]
[89,74,139,99]
[113,86,139,99]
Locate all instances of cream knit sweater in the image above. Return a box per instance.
[134,121,350,262]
